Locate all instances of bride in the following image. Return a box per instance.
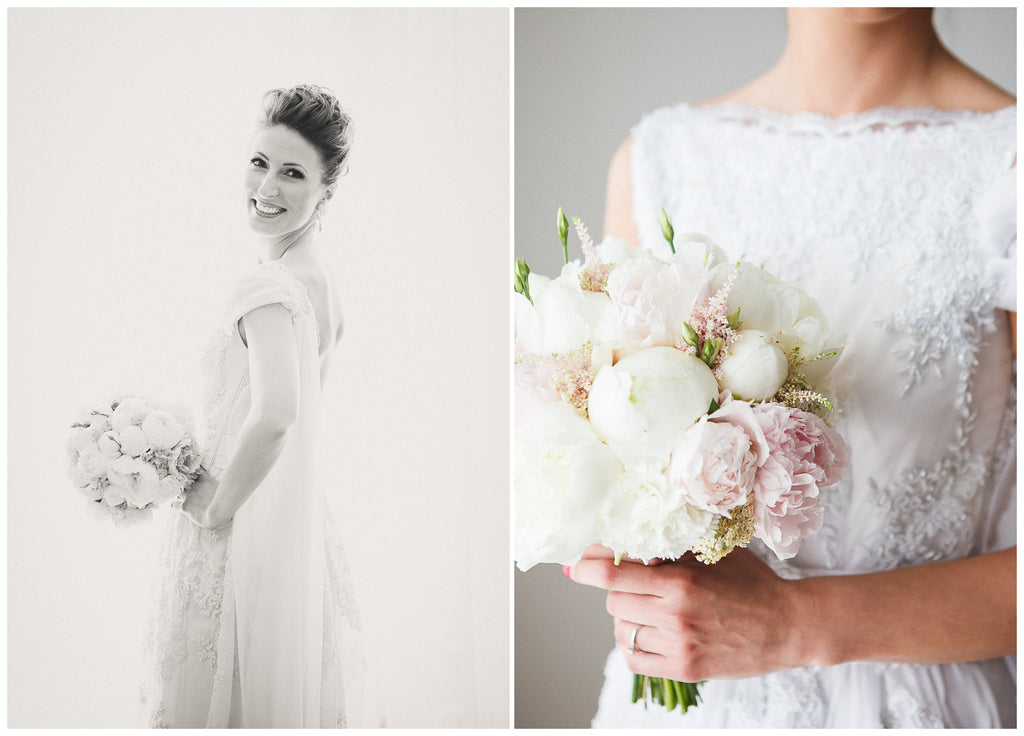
[568,8,1015,728]
[140,84,363,728]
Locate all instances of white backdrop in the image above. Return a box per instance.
[8,8,509,728]
[514,7,1017,728]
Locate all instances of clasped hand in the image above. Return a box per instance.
[179,469,229,530]
[567,544,808,682]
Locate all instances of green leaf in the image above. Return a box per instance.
[728,306,741,330]
[708,398,720,414]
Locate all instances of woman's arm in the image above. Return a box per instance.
[569,545,1016,682]
[603,136,642,249]
[182,303,299,529]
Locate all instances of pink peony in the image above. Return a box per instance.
[750,404,848,559]
[668,416,757,516]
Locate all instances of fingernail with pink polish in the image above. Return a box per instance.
[562,565,571,577]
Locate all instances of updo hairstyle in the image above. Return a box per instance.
[261,84,352,199]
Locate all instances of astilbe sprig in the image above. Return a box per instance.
[772,346,838,416]
[679,266,741,373]
[550,342,600,417]
[572,216,615,293]
[692,493,757,565]
[517,343,600,418]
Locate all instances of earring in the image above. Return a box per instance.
[314,203,324,233]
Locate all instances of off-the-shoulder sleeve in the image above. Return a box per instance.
[223,261,310,330]
[977,167,1016,312]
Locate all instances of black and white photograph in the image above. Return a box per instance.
[9,7,509,728]
[514,7,1016,728]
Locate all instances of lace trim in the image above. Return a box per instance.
[690,101,1017,139]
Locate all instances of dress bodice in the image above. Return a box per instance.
[590,102,1016,728]
[631,103,1017,577]
[197,260,319,476]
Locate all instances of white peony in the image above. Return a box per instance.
[531,274,611,356]
[597,249,709,361]
[514,291,541,357]
[718,330,789,401]
[106,455,161,507]
[599,468,714,563]
[516,401,624,570]
[116,425,151,458]
[110,397,151,433]
[96,431,122,459]
[141,410,186,450]
[587,346,719,469]
[75,446,109,478]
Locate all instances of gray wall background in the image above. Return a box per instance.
[514,7,1016,728]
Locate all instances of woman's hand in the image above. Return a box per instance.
[178,470,229,530]
[569,545,808,682]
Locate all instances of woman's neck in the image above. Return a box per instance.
[258,218,318,263]
[753,8,947,116]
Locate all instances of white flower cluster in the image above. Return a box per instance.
[515,228,846,570]
[68,396,202,524]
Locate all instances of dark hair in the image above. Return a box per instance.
[261,84,352,198]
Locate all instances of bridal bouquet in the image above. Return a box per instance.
[515,209,848,713]
[67,396,203,525]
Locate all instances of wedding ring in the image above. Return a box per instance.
[629,624,643,655]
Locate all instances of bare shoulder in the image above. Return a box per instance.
[279,252,342,351]
[935,54,1016,112]
[698,70,780,110]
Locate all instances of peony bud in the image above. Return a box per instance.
[718,330,789,401]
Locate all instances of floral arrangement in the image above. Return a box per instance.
[514,208,849,713]
[67,396,203,525]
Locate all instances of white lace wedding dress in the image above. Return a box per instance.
[140,260,364,728]
[592,103,1016,728]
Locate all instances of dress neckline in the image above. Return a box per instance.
[682,101,1016,137]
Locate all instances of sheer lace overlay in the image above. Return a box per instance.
[592,103,1017,728]
[141,260,363,728]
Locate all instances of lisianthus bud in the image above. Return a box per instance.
[718,330,789,401]
[659,207,675,253]
[557,207,569,263]
[514,259,533,303]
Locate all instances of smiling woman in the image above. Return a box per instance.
[246,86,353,240]
[141,84,363,728]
